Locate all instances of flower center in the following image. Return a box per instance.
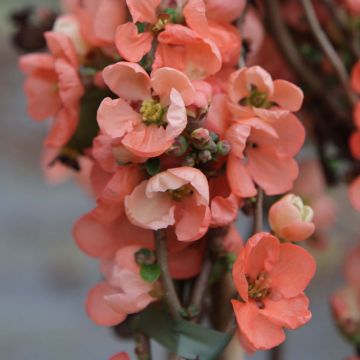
[152,14,171,33]
[247,272,272,303]
[168,184,194,202]
[248,89,269,108]
[140,100,165,126]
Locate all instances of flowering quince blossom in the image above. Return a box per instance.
[19,31,84,147]
[231,232,316,351]
[125,167,211,241]
[269,194,315,242]
[86,246,157,326]
[18,0,328,357]
[98,62,195,158]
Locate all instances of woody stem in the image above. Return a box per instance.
[270,345,283,360]
[154,229,182,319]
[135,332,152,360]
[254,188,264,233]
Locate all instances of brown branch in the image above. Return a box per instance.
[300,0,356,105]
[254,188,264,233]
[323,0,360,58]
[154,229,182,319]
[189,256,212,318]
[264,0,352,126]
[135,332,151,360]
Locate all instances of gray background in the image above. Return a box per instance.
[0,1,359,359]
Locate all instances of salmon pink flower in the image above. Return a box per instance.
[232,232,316,351]
[153,24,222,80]
[344,244,360,290]
[86,246,156,326]
[269,194,315,242]
[125,167,211,241]
[98,62,196,158]
[115,0,210,63]
[226,115,305,197]
[227,66,303,121]
[65,0,127,46]
[19,33,84,147]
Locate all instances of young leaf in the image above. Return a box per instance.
[140,264,161,283]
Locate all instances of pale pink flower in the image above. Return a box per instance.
[125,167,211,241]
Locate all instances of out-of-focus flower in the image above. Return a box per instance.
[349,176,360,212]
[330,287,360,342]
[125,167,211,241]
[109,352,130,360]
[232,232,316,351]
[269,194,315,242]
[205,0,246,23]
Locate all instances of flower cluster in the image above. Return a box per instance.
[19,0,317,357]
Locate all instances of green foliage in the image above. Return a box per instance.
[133,305,232,360]
[140,264,161,283]
[144,157,161,176]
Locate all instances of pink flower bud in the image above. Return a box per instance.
[269,194,315,242]
[53,14,89,57]
[191,128,211,146]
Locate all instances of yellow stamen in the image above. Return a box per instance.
[140,100,165,126]
[168,184,194,202]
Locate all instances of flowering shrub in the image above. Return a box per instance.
[18,0,360,359]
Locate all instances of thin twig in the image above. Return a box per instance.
[154,229,182,319]
[135,332,151,360]
[323,0,360,58]
[254,188,264,233]
[264,0,351,125]
[301,0,356,105]
[189,257,212,317]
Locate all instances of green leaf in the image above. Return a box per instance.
[144,158,161,176]
[136,22,146,33]
[65,87,114,153]
[133,304,232,360]
[140,264,161,283]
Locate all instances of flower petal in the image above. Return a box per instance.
[126,0,161,24]
[103,61,151,101]
[183,0,209,37]
[115,22,154,63]
[151,67,196,106]
[165,89,187,139]
[232,300,285,351]
[86,283,126,326]
[97,97,139,139]
[125,181,176,230]
[262,294,312,329]
[226,154,257,198]
[175,197,211,241]
[269,243,316,298]
[272,80,303,112]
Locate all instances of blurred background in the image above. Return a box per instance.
[0,0,359,359]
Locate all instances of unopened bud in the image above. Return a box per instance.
[198,149,212,163]
[182,155,196,167]
[191,128,210,147]
[168,136,188,156]
[217,140,231,156]
[135,248,156,266]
